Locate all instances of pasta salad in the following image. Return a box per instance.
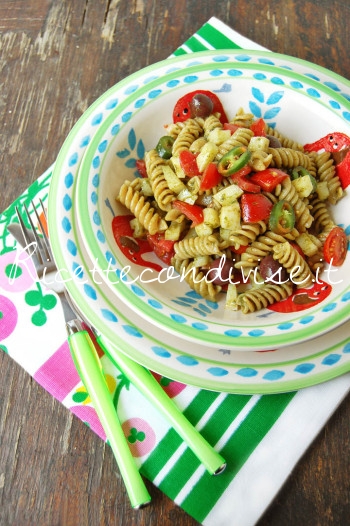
[115,90,348,314]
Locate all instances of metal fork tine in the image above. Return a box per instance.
[12,201,66,293]
[31,199,53,262]
[15,205,32,247]
[15,204,42,271]
[14,201,55,278]
[22,202,47,267]
[39,198,47,220]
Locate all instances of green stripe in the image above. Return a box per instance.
[141,428,182,479]
[173,47,188,56]
[197,23,243,50]
[180,35,210,53]
[181,392,296,522]
[197,394,251,445]
[141,389,222,478]
[183,388,223,425]
[173,22,242,57]
[158,447,201,498]
[151,395,253,499]
[160,394,252,499]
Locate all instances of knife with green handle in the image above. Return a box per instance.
[66,320,152,509]
[62,283,226,476]
[93,330,226,476]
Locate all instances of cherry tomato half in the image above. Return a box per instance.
[173,90,229,124]
[323,226,348,266]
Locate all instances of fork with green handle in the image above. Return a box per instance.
[8,201,226,485]
[9,203,152,509]
[66,318,152,508]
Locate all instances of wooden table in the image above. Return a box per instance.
[1,1,349,525]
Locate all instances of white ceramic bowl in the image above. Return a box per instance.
[59,50,350,350]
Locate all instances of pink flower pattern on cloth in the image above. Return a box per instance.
[0,249,36,292]
[0,248,160,459]
[122,418,156,457]
[0,294,18,341]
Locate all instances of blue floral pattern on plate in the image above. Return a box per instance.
[48,50,350,393]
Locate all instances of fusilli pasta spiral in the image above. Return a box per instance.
[174,235,222,260]
[144,149,175,211]
[272,241,315,288]
[172,257,222,301]
[117,181,167,235]
[236,282,294,314]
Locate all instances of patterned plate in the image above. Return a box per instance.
[48,50,350,392]
[75,50,350,350]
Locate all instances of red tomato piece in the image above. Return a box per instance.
[112,215,162,271]
[173,200,204,226]
[323,226,348,266]
[240,193,273,222]
[173,90,229,125]
[336,155,350,189]
[230,244,248,254]
[250,168,289,192]
[147,233,175,265]
[250,117,266,136]
[179,150,200,176]
[231,166,260,193]
[135,159,148,178]
[223,123,240,134]
[200,162,222,190]
[231,165,252,178]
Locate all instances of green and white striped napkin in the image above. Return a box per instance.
[1,17,349,526]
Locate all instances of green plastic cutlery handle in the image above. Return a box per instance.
[97,334,226,476]
[68,329,151,508]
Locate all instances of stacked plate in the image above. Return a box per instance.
[48,50,350,394]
